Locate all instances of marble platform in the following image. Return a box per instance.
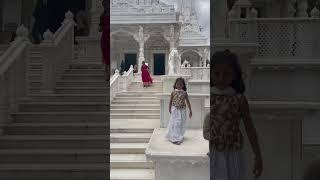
[145,128,209,180]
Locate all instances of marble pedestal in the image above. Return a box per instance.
[188,80,210,94]
[145,128,209,180]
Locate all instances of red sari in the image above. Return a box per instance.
[141,64,153,86]
[100,15,109,65]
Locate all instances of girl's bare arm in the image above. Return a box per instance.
[186,94,192,113]
[240,96,262,158]
[240,95,263,178]
[169,92,173,112]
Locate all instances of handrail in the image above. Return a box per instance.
[30,11,76,94]
[0,26,30,75]
[0,25,30,130]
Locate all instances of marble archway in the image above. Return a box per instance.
[180,50,201,67]
[111,30,139,74]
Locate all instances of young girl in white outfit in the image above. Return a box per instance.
[166,77,192,145]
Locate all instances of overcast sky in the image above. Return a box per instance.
[161,0,210,39]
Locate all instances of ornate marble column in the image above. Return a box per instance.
[163,24,178,52]
[133,26,150,73]
[89,0,103,37]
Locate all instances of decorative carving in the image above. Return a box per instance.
[311,6,320,18]
[168,48,181,75]
[43,29,54,43]
[297,0,308,17]
[15,25,29,40]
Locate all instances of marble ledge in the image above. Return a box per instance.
[145,128,209,164]
[155,93,210,97]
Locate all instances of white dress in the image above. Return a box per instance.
[166,89,187,143]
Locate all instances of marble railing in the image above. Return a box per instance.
[110,65,134,102]
[28,11,76,94]
[120,65,134,92]
[110,70,120,103]
[180,66,210,80]
[229,18,320,59]
[0,25,30,134]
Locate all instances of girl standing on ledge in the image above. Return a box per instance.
[166,77,192,145]
[99,0,110,80]
[203,50,263,180]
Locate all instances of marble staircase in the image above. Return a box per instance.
[0,62,108,180]
[110,77,162,180]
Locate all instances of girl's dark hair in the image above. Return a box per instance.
[173,77,187,91]
[211,49,245,94]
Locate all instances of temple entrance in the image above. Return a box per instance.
[153,54,165,75]
[124,54,137,72]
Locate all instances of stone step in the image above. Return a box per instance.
[56,87,107,94]
[61,74,105,81]
[111,154,153,169]
[64,69,105,74]
[22,94,107,102]
[111,104,159,110]
[0,135,108,149]
[111,113,159,119]
[5,123,108,135]
[126,89,163,92]
[56,80,106,87]
[111,100,160,104]
[110,143,148,154]
[110,119,158,132]
[0,164,107,180]
[110,133,152,143]
[116,93,157,97]
[113,96,158,101]
[19,102,108,112]
[129,84,163,88]
[117,91,161,94]
[0,149,108,163]
[11,112,108,123]
[110,109,160,114]
[110,169,154,180]
[68,63,104,70]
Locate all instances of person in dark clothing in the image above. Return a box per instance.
[32,0,49,44]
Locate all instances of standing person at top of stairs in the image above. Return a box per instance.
[99,0,110,80]
[141,61,153,87]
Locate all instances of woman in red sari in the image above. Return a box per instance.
[99,0,109,80]
[141,61,153,87]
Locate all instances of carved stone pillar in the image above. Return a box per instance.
[163,24,178,52]
[133,26,150,73]
[90,0,103,37]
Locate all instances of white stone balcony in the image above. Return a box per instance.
[229,18,320,59]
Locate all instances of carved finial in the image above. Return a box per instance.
[65,11,74,19]
[311,6,320,18]
[228,6,237,19]
[115,69,120,74]
[130,65,133,69]
[207,63,210,67]
[43,29,54,43]
[250,8,258,18]
[15,25,29,40]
